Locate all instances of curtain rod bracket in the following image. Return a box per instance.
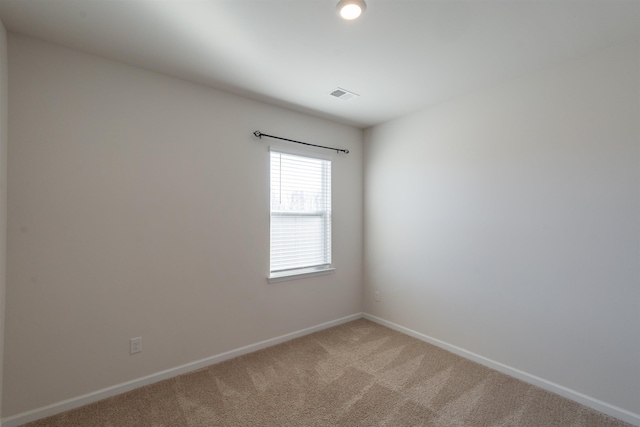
[253,130,349,154]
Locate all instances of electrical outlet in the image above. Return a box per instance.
[130,337,142,354]
[374,291,380,302]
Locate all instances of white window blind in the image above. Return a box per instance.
[270,150,332,275]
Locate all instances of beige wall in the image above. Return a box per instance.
[364,42,640,416]
[4,34,363,417]
[0,17,7,421]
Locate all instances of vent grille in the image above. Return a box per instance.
[329,87,359,100]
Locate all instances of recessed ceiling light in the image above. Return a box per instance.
[337,0,366,20]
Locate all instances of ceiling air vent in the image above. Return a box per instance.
[330,87,359,101]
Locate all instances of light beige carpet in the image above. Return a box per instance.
[24,319,632,426]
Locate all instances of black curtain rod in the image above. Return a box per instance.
[253,131,349,154]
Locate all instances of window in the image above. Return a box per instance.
[269,148,333,282]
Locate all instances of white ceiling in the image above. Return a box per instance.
[0,0,638,128]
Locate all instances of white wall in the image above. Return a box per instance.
[364,42,640,417]
[0,17,8,422]
[4,34,363,417]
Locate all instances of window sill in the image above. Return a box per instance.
[268,266,336,283]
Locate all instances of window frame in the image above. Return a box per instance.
[268,146,335,283]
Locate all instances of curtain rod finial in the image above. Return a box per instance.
[253,131,262,138]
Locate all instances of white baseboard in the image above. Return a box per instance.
[7,312,636,427]
[1,313,364,427]
[363,313,640,427]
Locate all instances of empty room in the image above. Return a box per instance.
[0,0,638,426]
